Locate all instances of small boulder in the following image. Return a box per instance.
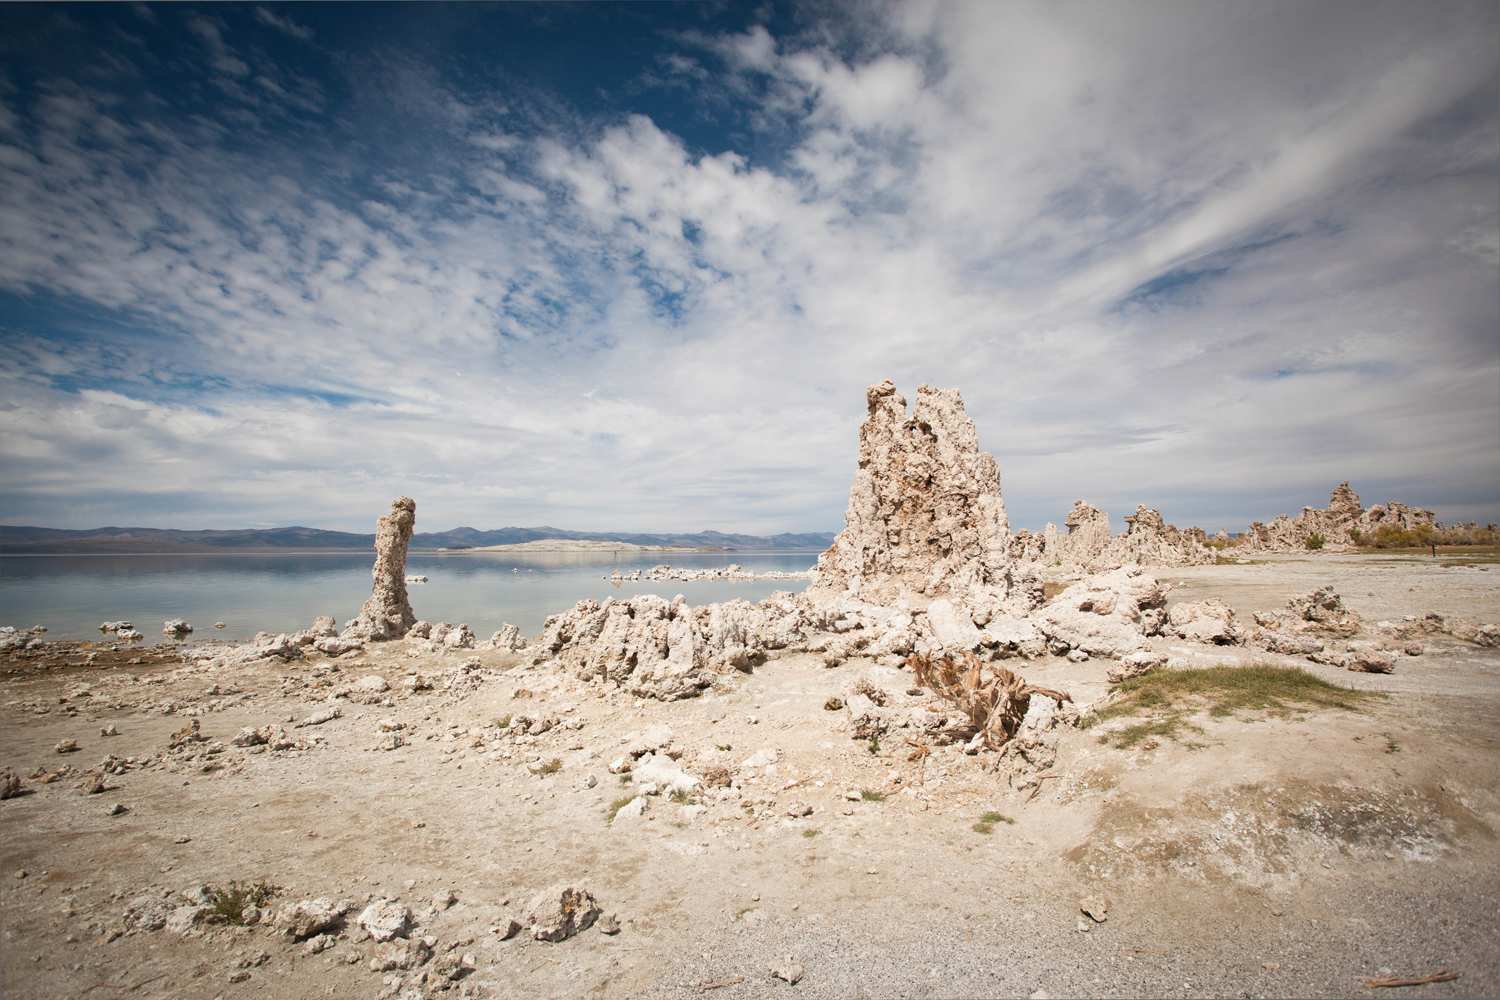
[1345,642,1397,674]
[1107,649,1166,683]
[274,898,342,939]
[769,957,804,984]
[356,900,412,943]
[123,895,172,931]
[368,937,430,971]
[526,884,601,942]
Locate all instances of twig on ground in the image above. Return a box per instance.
[698,976,746,991]
[1025,774,1062,803]
[1361,970,1460,989]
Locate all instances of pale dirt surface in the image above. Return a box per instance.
[3,553,1498,1000]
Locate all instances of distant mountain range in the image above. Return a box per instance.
[0,524,837,554]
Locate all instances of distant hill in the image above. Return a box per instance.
[0,524,836,554]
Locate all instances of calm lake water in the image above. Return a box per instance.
[0,550,821,644]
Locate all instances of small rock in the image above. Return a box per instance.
[357,900,413,943]
[433,888,456,911]
[741,748,778,768]
[785,801,813,818]
[368,937,430,971]
[597,913,621,935]
[297,708,341,728]
[83,776,106,795]
[54,739,79,754]
[1345,642,1397,674]
[612,796,649,821]
[123,894,171,931]
[100,724,119,737]
[0,767,22,799]
[305,933,335,954]
[583,773,598,789]
[1404,644,1423,656]
[1079,896,1109,923]
[496,918,523,940]
[526,884,601,941]
[768,957,804,984]
[274,898,343,939]
[823,697,844,711]
[1066,649,1089,663]
[107,802,129,816]
[228,970,251,983]
[165,904,211,934]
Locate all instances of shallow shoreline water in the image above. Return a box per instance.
[0,550,822,643]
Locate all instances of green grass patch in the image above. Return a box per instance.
[972,811,1014,835]
[860,789,886,802]
[716,744,732,752]
[209,880,277,925]
[493,715,511,730]
[1087,663,1377,749]
[605,795,637,822]
[867,735,880,754]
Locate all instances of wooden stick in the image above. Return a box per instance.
[1025,774,1062,803]
[698,976,746,990]
[1361,970,1460,989]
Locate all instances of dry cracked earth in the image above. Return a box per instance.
[3,552,1498,1000]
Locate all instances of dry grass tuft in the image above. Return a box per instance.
[1088,663,1378,748]
[906,651,1070,750]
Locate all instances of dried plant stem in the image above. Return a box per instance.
[907,651,1071,750]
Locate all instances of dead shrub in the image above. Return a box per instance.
[905,651,1070,750]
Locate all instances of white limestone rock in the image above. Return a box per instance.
[526,884,601,942]
[805,381,1038,619]
[342,497,418,641]
[356,900,412,943]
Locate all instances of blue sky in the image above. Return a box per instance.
[1,1,1496,534]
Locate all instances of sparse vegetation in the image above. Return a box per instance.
[493,715,511,730]
[1362,524,1499,550]
[605,795,637,822]
[617,772,632,785]
[1384,732,1401,754]
[528,757,562,776]
[209,880,277,925]
[1305,533,1325,550]
[972,811,1014,834]
[907,651,1070,750]
[669,788,694,804]
[717,744,732,752]
[802,828,821,838]
[867,734,880,754]
[1087,664,1377,749]
[860,789,886,802]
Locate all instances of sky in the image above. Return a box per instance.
[1,1,1496,536]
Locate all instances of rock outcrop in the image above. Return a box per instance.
[1012,502,1212,571]
[1240,482,1437,552]
[1035,567,1170,658]
[806,381,1036,618]
[343,497,418,641]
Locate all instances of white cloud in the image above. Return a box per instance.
[0,3,1496,533]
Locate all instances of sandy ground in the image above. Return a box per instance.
[2,552,1498,1000]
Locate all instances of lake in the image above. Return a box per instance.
[0,550,822,644]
